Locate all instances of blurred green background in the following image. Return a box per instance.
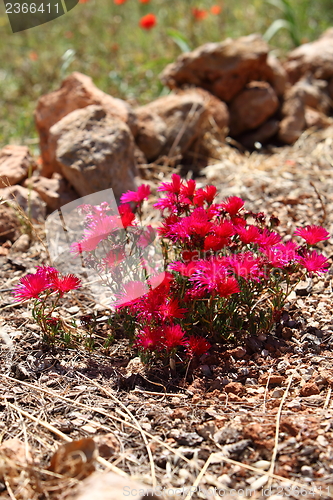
[0,0,332,151]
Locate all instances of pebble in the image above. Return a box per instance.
[301,465,313,477]
[272,388,284,398]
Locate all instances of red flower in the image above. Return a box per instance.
[186,337,211,357]
[294,225,330,245]
[136,326,161,351]
[159,299,188,321]
[120,184,151,204]
[190,257,229,293]
[13,272,50,302]
[169,260,197,277]
[114,0,127,4]
[139,13,157,30]
[158,174,182,195]
[216,276,240,298]
[50,274,81,296]
[257,229,281,248]
[299,250,330,275]
[221,196,244,216]
[192,7,207,20]
[162,324,187,351]
[118,204,135,228]
[237,225,261,245]
[227,253,261,281]
[210,4,222,14]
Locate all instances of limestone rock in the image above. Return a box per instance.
[284,28,333,84]
[135,88,229,161]
[24,173,78,212]
[50,105,137,199]
[229,81,279,136]
[35,72,137,177]
[0,185,46,221]
[160,34,282,102]
[0,145,37,188]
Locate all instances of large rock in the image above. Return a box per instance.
[23,173,78,212]
[239,118,280,149]
[135,88,229,161]
[0,185,46,221]
[278,87,305,145]
[278,76,331,144]
[229,81,279,136]
[35,72,138,177]
[160,34,284,102]
[0,145,37,188]
[284,28,333,84]
[50,105,137,199]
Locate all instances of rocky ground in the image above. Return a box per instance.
[0,125,333,500]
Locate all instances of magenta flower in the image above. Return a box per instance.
[136,326,161,351]
[162,324,187,351]
[157,174,182,194]
[299,250,330,275]
[294,225,330,245]
[159,299,188,321]
[118,204,135,228]
[190,257,229,293]
[50,274,81,296]
[237,225,261,245]
[120,184,151,204]
[227,253,261,281]
[221,196,244,216]
[216,276,240,298]
[13,272,50,302]
[186,337,211,357]
[257,229,281,248]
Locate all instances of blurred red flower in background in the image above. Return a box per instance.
[210,4,222,14]
[114,0,127,4]
[192,7,207,20]
[139,13,156,29]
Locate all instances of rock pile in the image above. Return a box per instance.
[1,29,333,225]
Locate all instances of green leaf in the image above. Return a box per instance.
[166,29,192,53]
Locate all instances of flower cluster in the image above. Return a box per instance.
[13,266,81,342]
[110,174,330,360]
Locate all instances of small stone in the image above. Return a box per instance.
[10,234,30,252]
[301,465,313,477]
[300,381,320,397]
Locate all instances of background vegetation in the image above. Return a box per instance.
[0,0,333,151]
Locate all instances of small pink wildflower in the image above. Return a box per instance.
[120,184,150,204]
[294,225,330,245]
[221,196,244,216]
[13,272,50,301]
[157,174,182,194]
[299,250,330,275]
[50,274,81,296]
